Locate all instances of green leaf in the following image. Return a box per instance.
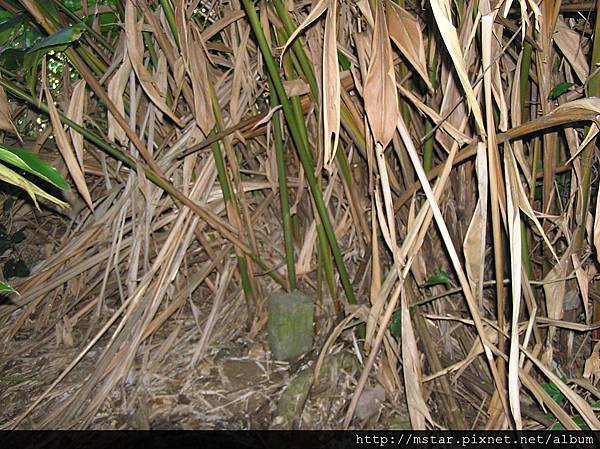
[0,144,70,191]
[337,50,350,71]
[421,268,451,288]
[0,10,12,22]
[3,258,29,279]
[548,82,575,100]
[23,51,43,95]
[0,162,69,209]
[64,0,83,12]
[572,415,589,430]
[390,308,402,338]
[27,23,86,54]
[0,281,16,293]
[0,14,25,47]
[23,23,87,93]
[541,380,565,405]
[0,48,25,72]
[0,375,31,383]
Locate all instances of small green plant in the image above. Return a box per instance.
[0,143,69,209]
[0,374,32,383]
[0,279,15,292]
[420,267,452,289]
[0,145,69,282]
[541,379,600,429]
[548,81,576,100]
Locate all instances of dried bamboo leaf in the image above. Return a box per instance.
[107,51,132,145]
[323,0,340,172]
[400,288,432,429]
[44,83,93,211]
[554,18,589,84]
[594,182,600,263]
[364,0,399,148]
[429,0,485,136]
[524,348,600,429]
[280,0,328,57]
[571,254,589,322]
[188,31,216,135]
[504,146,523,429]
[66,79,87,170]
[463,143,487,304]
[124,2,182,127]
[386,1,432,91]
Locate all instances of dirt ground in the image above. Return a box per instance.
[0,205,410,429]
[1,292,409,429]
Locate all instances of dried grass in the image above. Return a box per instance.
[0,0,599,430]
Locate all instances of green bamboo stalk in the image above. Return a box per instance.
[276,29,312,159]
[316,228,324,306]
[317,217,338,309]
[143,31,159,68]
[519,42,533,120]
[273,0,370,278]
[241,0,356,305]
[272,0,319,101]
[276,26,337,303]
[208,87,259,307]
[158,0,179,48]
[423,33,439,174]
[268,77,297,290]
[272,0,367,155]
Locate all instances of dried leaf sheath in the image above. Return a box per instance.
[364,0,399,148]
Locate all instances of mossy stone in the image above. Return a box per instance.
[267,290,314,361]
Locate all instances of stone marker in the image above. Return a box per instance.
[267,290,314,361]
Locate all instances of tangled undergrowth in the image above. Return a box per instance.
[0,0,600,430]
